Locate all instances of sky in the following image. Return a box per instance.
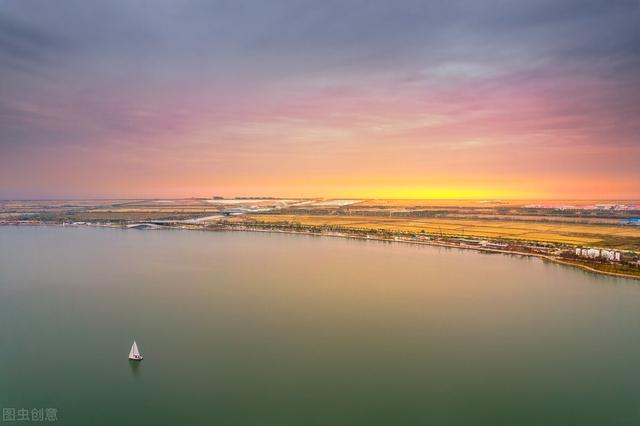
[1,0,639,199]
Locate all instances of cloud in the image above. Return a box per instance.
[0,0,638,197]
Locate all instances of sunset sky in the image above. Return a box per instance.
[1,0,639,199]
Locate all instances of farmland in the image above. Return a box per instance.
[3,198,640,251]
[244,214,640,250]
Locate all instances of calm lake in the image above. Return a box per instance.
[1,226,639,425]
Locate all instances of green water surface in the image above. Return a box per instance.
[1,226,639,425]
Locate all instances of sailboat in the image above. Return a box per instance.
[128,340,143,361]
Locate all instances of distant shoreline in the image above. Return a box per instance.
[225,227,640,281]
[2,222,639,281]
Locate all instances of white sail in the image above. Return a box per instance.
[129,340,142,359]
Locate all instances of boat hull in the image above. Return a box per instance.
[129,356,143,361]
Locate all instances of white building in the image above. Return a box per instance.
[575,247,621,262]
[587,248,600,258]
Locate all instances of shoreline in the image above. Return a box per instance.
[207,226,640,281]
[3,222,640,281]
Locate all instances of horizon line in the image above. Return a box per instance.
[3,196,640,202]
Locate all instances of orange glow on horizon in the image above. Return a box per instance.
[300,186,542,200]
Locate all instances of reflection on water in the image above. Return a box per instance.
[128,360,141,377]
[1,226,640,426]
